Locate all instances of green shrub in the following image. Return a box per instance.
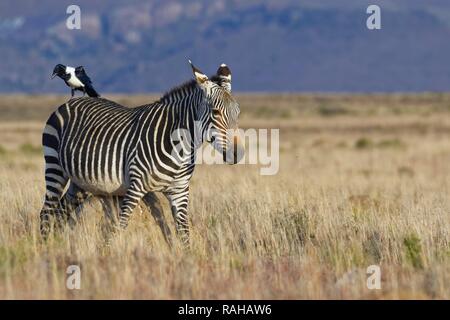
[317,104,349,117]
[0,145,6,156]
[354,137,373,149]
[377,138,406,149]
[403,233,424,269]
[20,143,42,155]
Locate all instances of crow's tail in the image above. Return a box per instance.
[85,85,100,98]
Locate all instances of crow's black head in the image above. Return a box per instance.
[51,64,66,79]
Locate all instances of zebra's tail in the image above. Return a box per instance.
[39,108,69,237]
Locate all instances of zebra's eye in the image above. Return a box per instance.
[212,108,223,118]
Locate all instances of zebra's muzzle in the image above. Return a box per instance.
[223,135,245,165]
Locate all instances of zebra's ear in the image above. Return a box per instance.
[216,63,232,92]
[189,60,209,85]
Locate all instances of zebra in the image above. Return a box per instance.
[39,61,244,245]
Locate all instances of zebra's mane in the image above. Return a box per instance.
[159,79,198,102]
[159,74,227,103]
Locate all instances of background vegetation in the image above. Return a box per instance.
[0,93,449,299]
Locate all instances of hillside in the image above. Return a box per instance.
[1,0,450,93]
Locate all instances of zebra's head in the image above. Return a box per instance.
[190,61,244,165]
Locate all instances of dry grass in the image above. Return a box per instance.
[0,94,449,299]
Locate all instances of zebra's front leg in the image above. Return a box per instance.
[142,192,173,246]
[99,196,122,245]
[119,182,146,229]
[164,187,190,246]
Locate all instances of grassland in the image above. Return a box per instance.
[0,93,449,299]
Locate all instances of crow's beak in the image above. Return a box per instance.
[51,73,57,79]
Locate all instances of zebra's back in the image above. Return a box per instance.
[43,97,148,195]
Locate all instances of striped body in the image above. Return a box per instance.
[44,97,196,196]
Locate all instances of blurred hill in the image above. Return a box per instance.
[0,0,450,93]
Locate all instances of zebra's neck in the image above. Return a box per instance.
[156,80,212,150]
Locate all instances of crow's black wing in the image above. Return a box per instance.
[75,66,93,85]
[75,66,100,97]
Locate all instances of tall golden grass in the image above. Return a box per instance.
[0,94,449,299]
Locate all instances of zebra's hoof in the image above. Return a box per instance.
[119,222,128,230]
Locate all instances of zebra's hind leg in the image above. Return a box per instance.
[164,187,190,247]
[142,192,173,247]
[39,173,69,239]
[59,183,92,228]
[40,196,64,239]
